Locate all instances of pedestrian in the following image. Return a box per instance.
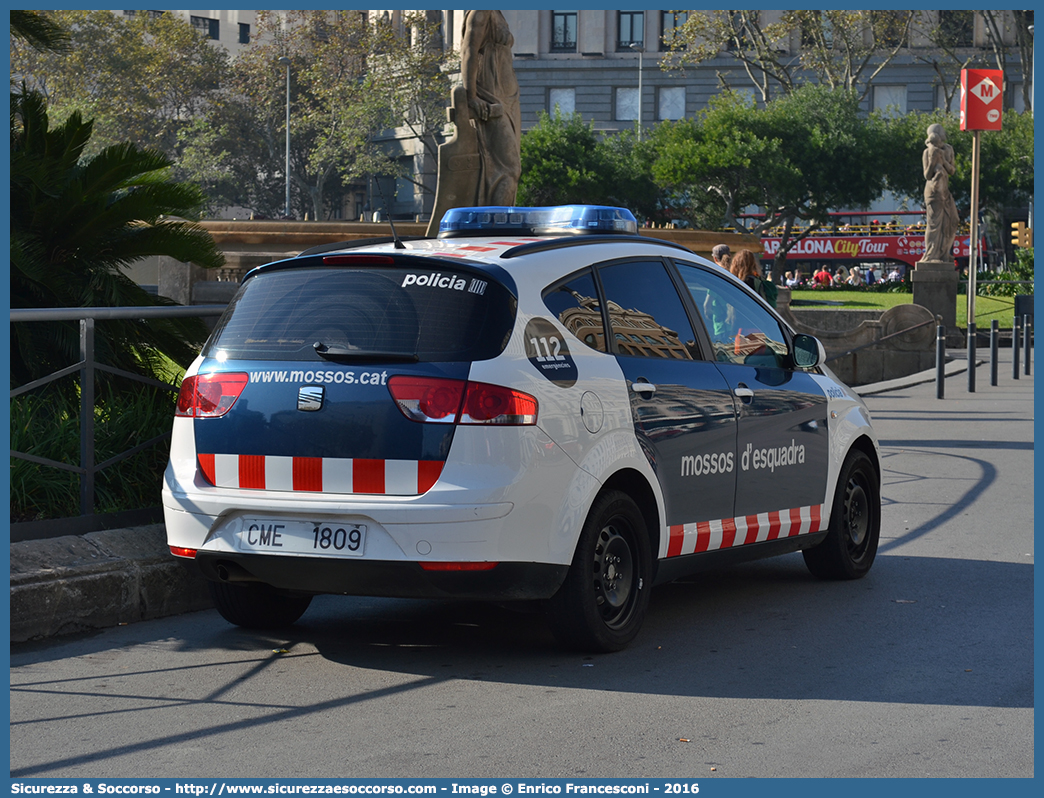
[786,270,801,288]
[711,244,732,271]
[846,268,864,287]
[813,265,832,288]
[730,249,776,307]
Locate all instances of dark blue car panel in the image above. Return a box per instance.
[192,360,470,462]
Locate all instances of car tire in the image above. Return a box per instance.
[208,581,313,629]
[547,490,652,652]
[803,449,880,580]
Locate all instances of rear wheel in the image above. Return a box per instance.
[547,491,652,652]
[208,581,313,629]
[803,450,880,580]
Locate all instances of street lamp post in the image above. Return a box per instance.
[277,56,291,219]
[629,42,644,140]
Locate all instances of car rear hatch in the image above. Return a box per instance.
[178,253,518,497]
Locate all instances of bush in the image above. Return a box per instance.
[977,248,1034,297]
[10,378,177,522]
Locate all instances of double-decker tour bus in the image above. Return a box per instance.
[745,211,983,283]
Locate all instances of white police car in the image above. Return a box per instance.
[163,205,881,652]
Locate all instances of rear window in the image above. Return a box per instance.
[204,266,516,362]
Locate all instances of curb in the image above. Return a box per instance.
[9,524,212,643]
[852,357,972,396]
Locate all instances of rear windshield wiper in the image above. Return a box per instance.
[313,342,419,363]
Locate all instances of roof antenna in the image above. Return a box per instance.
[374,177,406,249]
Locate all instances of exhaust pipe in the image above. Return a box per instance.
[215,561,262,583]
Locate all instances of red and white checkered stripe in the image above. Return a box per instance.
[197,454,443,495]
[666,504,826,558]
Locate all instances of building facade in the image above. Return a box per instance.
[117,9,1032,222]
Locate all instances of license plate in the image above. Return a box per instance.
[235,519,366,557]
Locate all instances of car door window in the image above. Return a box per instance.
[542,270,607,353]
[597,260,698,360]
[674,261,788,368]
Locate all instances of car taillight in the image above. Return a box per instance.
[388,376,466,423]
[461,381,538,425]
[388,376,537,426]
[175,372,249,418]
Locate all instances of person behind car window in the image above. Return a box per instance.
[731,249,769,301]
[711,244,732,271]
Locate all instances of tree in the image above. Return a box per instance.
[517,112,660,219]
[9,10,70,53]
[982,11,1035,112]
[11,10,229,162]
[518,111,613,207]
[664,9,915,103]
[911,11,1035,113]
[180,10,451,220]
[880,109,1034,253]
[649,86,890,279]
[10,89,223,388]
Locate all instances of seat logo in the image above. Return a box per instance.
[298,385,324,411]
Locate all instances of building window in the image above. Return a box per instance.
[617,11,644,50]
[873,85,907,118]
[238,23,250,45]
[660,10,688,50]
[658,86,685,120]
[551,11,577,52]
[937,10,974,47]
[549,87,576,116]
[615,87,639,121]
[191,16,219,41]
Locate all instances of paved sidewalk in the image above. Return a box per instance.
[9,349,1033,642]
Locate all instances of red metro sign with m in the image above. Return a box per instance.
[961,69,1004,130]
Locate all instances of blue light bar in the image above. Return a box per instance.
[438,205,638,238]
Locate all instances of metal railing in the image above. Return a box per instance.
[10,306,226,524]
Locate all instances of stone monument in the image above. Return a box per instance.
[911,124,961,339]
[426,10,521,237]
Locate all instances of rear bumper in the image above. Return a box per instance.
[194,550,569,601]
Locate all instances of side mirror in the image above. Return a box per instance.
[791,333,824,369]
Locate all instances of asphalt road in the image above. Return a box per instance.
[10,361,1034,779]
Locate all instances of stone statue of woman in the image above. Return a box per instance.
[460,10,521,206]
[919,124,959,264]
[425,10,521,235]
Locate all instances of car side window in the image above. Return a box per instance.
[675,261,789,368]
[597,260,697,360]
[542,270,608,353]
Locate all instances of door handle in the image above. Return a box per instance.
[734,385,754,402]
[631,380,657,395]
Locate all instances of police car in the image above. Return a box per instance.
[163,205,881,652]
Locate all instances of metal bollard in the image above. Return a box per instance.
[967,322,976,392]
[1023,315,1031,376]
[990,319,999,386]
[1012,318,1021,380]
[936,323,946,399]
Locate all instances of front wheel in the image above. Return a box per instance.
[803,449,881,580]
[208,581,313,629]
[547,491,652,652]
